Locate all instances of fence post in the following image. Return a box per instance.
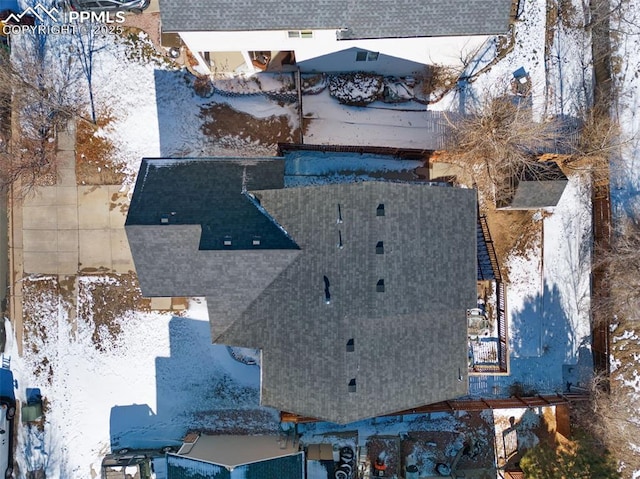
[295,68,304,144]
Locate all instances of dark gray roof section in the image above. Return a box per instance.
[126,158,298,250]
[159,0,513,38]
[219,182,477,423]
[167,452,303,479]
[502,180,568,209]
[498,161,568,209]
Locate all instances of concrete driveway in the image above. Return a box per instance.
[20,125,134,275]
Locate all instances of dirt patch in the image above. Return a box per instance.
[77,272,150,351]
[76,113,126,185]
[432,152,543,281]
[200,103,299,148]
[484,209,544,281]
[401,430,460,475]
[545,0,559,64]
[558,0,580,28]
[456,411,499,470]
[22,276,64,384]
[122,12,161,52]
[399,412,495,475]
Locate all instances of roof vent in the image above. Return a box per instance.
[377,204,385,216]
[223,236,232,247]
[252,237,261,246]
[324,275,331,304]
[376,241,384,254]
[348,378,356,393]
[376,279,385,292]
[160,214,169,224]
[346,338,355,352]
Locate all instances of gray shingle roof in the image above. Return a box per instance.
[126,159,298,250]
[220,182,476,423]
[125,159,302,340]
[127,158,477,424]
[498,161,568,209]
[504,180,568,209]
[159,0,513,38]
[167,452,304,479]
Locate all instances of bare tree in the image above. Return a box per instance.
[578,373,640,478]
[443,88,564,204]
[593,218,640,321]
[0,31,82,193]
[556,96,630,189]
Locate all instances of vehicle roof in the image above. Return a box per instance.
[0,369,15,404]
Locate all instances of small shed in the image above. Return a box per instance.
[498,162,568,210]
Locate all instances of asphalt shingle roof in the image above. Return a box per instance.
[126,158,298,250]
[220,182,477,423]
[167,453,304,479]
[159,0,513,38]
[126,158,477,424]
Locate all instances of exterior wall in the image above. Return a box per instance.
[179,30,491,74]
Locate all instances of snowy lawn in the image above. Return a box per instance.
[9,280,277,478]
[79,31,301,185]
[451,0,595,398]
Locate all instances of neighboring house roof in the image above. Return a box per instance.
[159,0,513,38]
[167,435,303,479]
[167,448,303,479]
[126,157,477,424]
[173,434,300,468]
[504,180,568,209]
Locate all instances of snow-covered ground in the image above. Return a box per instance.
[610,1,640,219]
[78,32,300,184]
[452,0,594,398]
[2,0,625,476]
[8,288,277,478]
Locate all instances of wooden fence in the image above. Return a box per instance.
[281,393,590,423]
